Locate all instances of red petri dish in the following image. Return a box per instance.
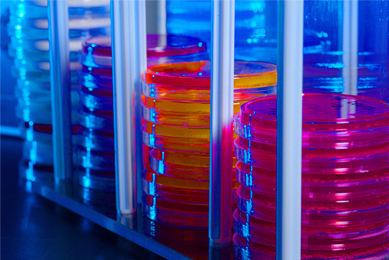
[142,194,209,228]
[82,34,206,60]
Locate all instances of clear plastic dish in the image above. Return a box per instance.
[78,108,114,132]
[234,138,389,173]
[81,35,207,67]
[233,209,389,251]
[150,148,237,169]
[143,131,210,153]
[75,146,115,172]
[143,168,238,194]
[142,194,209,228]
[236,186,389,228]
[239,94,389,132]
[143,61,277,92]
[142,119,209,139]
[234,114,389,150]
[77,127,114,151]
[76,166,115,191]
[236,162,389,202]
[233,233,389,260]
[78,90,113,111]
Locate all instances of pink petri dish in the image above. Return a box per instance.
[239,94,389,132]
[236,167,389,203]
[234,137,389,174]
[238,184,389,219]
[233,209,389,251]
[233,232,389,260]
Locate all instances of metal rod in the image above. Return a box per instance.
[47,0,73,182]
[342,0,358,96]
[276,0,304,259]
[157,0,167,35]
[0,126,22,138]
[111,0,147,215]
[209,0,235,246]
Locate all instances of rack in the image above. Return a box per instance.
[20,0,347,259]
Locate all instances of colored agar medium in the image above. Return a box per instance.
[240,94,389,131]
[143,61,277,89]
[82,34,206,58]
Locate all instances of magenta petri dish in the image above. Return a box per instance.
[234,93,389,258]
[233,209,389,251]
[234,138,389,174]
[233,233,389,260]
[238,184,389,213]
[240,94,389,132]
[235,162,389,202]
[234,114,389,150]
[236,185,389,228]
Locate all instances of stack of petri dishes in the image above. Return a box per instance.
[76,34,207,190]
[7,0,111,179]
[303,53,389,102]
[143,218,209,259]
[233,93,389,259]
[141,61,277,228]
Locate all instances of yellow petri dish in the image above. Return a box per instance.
[143,61,277,90]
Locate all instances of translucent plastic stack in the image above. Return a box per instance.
[166,1,330,63]
[167,1,389,102]
[142,61,277,228]
[303,53,389,102]
[7,0,111,178]
[143,218,209,260]
[77,35,207,190]
[233,94,389,259]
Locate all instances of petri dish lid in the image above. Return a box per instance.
[240,94,389,131]
[143,60,277,89]
[82,34,206,58]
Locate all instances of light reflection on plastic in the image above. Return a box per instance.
[25,180,32,192]
[26,161,36,182]
[150,197,157,220]
[83,176,91,188]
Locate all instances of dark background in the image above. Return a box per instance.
[1,135,164,260]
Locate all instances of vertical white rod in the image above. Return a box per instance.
[276,0,304,259]
[111,0,147,215]
[209,0,235,246]
[48,0,73,182]
[157,0,166,34]
[342,0,358,96]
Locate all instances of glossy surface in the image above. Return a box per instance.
[7,0,111,174]
[82,34,206,59]
[76,35,209,190]
[141,61,277,229]
[233,94,389,258]
[1,137,166,260]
